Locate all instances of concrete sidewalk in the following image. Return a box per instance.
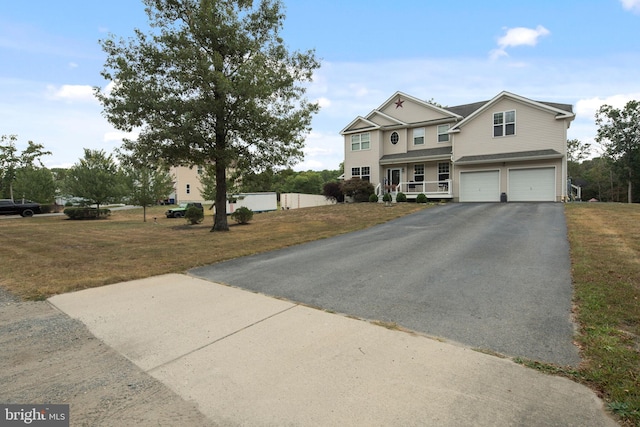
[49,274,617,426]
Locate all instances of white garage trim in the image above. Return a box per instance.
[459,170,500,202]
[508,167,556,202]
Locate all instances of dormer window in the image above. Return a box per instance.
[493,110,516,137]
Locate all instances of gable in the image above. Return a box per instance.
[450,91,574,132]
[375,92,460,124]
[341,116,379,134]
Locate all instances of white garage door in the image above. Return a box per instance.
[508,167,556,202]
[459,171,500,202]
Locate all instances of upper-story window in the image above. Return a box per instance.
[493,110,516,137]
[186,184,191,194]
[390,131,399,145]
[437,124,450,143]
[413,128,425,145]
[351,133,371,151]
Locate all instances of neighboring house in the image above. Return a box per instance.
[341,91,575,202]
[169,165,206,204]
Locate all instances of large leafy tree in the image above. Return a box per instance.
[66,149,126,216]
[0,135,51,200]
[96,0,320,231]
[595,100,640,203]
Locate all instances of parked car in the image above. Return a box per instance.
[165,202,204,218]
[0,199,42,217]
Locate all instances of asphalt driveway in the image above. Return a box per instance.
[190,203,580,366]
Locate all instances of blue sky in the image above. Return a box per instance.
[1,0,640,171]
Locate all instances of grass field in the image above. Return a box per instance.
[0,203,426,300]
[564,203,640,425]
[1,202,638,424]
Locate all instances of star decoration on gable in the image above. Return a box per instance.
[394,97,404,108]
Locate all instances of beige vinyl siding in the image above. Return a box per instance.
[453,99,567,160]
[344,131,382,184]
[382,129,408,155]
[406,124,454,152]
[379,100,451,124]
[368,112,402,126]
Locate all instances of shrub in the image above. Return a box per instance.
[231,206,254,224]
[185,206,204,225]
[63,207,111,220]
[382,192,393,203]
[395,192,407,202]
[416,193,428,204]
[369,193,379,203]
[322,181,345,203]
[341,178,374,203]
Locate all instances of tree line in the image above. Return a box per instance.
[569,100,640,203]
[0,136,343,219]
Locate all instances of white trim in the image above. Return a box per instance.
[340,116,380,135]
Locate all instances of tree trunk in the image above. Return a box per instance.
[211,149,230,232]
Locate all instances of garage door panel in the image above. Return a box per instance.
[509,168,555,202]
[460,171,500,202]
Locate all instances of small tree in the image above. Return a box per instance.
[13,167,56,204]
[322,181,344,203]
[66,149,125,217]
[122,161,174,222]
[0,135,51,200]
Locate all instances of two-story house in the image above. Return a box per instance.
[341,91,575,202]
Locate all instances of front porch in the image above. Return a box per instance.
[375,180,453,200]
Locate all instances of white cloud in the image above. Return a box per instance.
[575,93,640,118]
[621,0,640,13]
[490,25,550,59]
[103,130,137,143]
[316,97,331,108]
[47,84,96,103]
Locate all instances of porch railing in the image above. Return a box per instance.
[377,180,453,198]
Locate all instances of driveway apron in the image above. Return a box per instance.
[190,203,580,366]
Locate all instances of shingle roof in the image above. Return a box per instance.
[380,146,452,164]
[455,149,563,164]
[445,100,573,118]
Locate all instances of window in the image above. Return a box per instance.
[351,166,370,182]
[197,166,203,175]
[413,128,425,145]
[186,184,191,194]
[414,164,424,182]
[351,133,370,151]
[493,110,516,137]
[390,131,399,145]
[437,124,450,143]
[438,162,450,182]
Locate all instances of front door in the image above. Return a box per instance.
[387,168,401,190]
